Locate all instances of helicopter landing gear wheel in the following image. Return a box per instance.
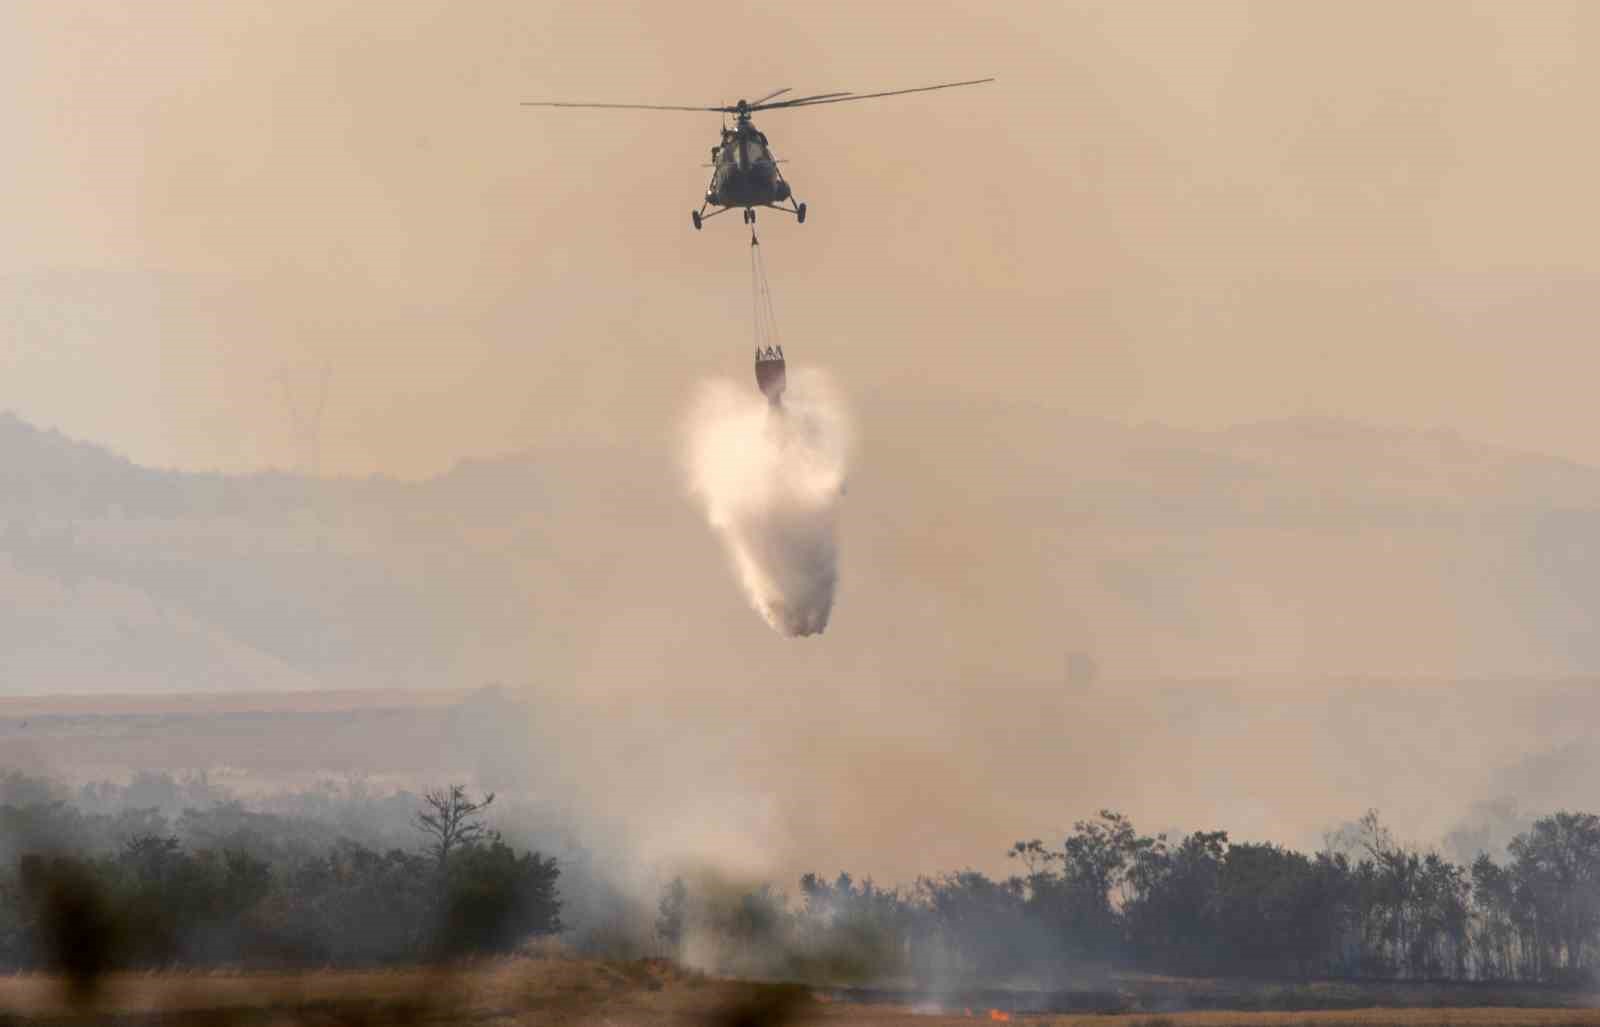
[796,202,807,224]
[692,210,702,230]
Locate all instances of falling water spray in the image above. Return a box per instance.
[683,369,852,637]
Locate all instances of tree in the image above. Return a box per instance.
[434,839,562,957]
[1508,811,1600,980]
[1470,852,1518,980]
[794,872,916,981]
[657,876,688,956]
[918,870,1035,978]
[1124,830,1226,974]
[413,785,494,873]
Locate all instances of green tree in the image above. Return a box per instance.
[1508,811,1600,980]
[1124,830,1226,973]
[434,837,562,957]
[1470,853,1518,980]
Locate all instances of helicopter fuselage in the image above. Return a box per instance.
[694,117,806,228]
[708,124,789,206]
[710,161,788,207]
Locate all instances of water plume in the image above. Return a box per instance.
[683,368,852,637]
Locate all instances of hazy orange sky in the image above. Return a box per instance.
[10,2,1600,887]
[3,0,1598,476]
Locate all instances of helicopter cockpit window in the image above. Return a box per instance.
[747,140,772,165]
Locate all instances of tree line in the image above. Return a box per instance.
[7,768,1599,984]
[661,809,1600,986]
[0,783,561,973]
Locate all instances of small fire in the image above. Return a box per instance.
[988,1011,1012,1022]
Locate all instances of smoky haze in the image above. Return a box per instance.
[4,0,1600,902]
[8,407,1600,890]
[4,2,1600,473]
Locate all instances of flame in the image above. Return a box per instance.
[988,1012,1012,1022]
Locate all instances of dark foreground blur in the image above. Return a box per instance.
[5,964,1600,1027]
[0,955,821,1026]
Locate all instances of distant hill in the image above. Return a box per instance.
[0,411,527,693]
[3,407,1600,694]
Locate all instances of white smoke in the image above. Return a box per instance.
[683,368,852,637]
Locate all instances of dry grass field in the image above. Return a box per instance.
[2,958,1598,1027]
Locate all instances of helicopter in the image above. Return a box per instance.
[521,78,993,230]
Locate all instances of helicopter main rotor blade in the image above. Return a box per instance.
[744,91,852,111]
[519,81,984,115]
[749,87,792,106]
[752,78,994,111]
[518,93,843,113]
[519,101,722,112]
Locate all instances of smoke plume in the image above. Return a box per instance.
[683,369,852,637]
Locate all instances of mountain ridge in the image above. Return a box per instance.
[4,408,1599,693]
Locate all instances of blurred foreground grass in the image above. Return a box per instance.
[2,958,1597,1026]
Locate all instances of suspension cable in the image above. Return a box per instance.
[750,224,781,354]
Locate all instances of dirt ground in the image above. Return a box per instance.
[2,958,1599,1027]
